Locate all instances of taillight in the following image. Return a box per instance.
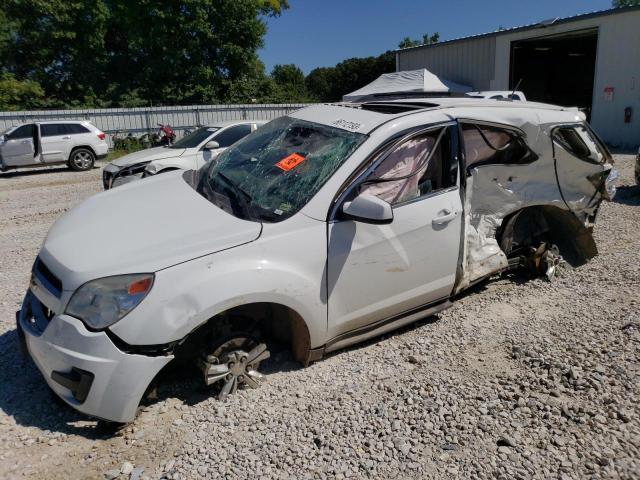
[97,132,105,140]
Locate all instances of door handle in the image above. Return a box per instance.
[432,209,459,226]
[62,136,71,140]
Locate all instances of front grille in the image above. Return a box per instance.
[33,258,63,298]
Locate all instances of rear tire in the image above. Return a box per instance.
[68,148,95,171]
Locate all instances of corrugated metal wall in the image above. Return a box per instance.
[397,9,640,147]
[0,104,308,147]
[397,37,496,91]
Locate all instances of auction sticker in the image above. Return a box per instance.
[275,153,306,171]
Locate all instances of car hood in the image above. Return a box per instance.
[110,147,187,167]
[39,172,262,291]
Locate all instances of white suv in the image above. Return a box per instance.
[0,121,108,172]
[17,98,614,423]
[102,120,265,189]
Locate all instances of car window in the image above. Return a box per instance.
[553,125,604,164]
[41,124,68,137]
[6,124,35,140]
[360,127,453,206]
[462,123,533,169]
[508,94,522,101]
[214,124,252,148]
[65,123,90,134]
[170,127,220,149]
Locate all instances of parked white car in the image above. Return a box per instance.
[18,98,615,422]
[102,120,265,189]
[0,121,108,171]
[466,91,527,101]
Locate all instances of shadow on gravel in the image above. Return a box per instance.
[612,185,640,206]
[0,165,100,178]
[0,327,298,438]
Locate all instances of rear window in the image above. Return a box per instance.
[553,125,605,164]
[41,124,67,137]
[66,123,90,134]
[41,123,90,136]
[462,123,534,169]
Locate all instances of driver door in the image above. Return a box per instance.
[327,124,463,339]
[1,124,37,167]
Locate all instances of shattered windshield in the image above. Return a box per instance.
[169,127,219,149]
[195,116,366,222]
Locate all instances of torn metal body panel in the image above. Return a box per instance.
[455,117,612,292]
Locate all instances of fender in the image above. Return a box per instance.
[109,215,328,349]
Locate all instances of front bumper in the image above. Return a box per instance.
[17,290,172,423]
[102,163,145,190]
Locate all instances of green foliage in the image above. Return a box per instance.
[305,51,395,102]
[398,32,440,49]
[270,64,308,102]
[0,0,289,109]
[0,73,45,110]
[612,0,640,6]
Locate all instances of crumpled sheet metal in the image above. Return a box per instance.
[455,121,607,293]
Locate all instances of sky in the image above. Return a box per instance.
[259,0,613,74]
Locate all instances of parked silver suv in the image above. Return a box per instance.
[0,121,108,172]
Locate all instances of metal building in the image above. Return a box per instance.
[396,6,640,148]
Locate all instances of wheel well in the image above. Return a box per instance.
[496,205,597,267]
[176,303,311,366]
[68,145,96,160]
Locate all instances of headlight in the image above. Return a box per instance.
[122,161,151,176]
[66,274,154,330]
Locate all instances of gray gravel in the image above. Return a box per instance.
[0,157,638,479]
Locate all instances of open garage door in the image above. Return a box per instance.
[510,29,598,119]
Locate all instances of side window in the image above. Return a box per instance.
[41,124,67,137]
[360,127,454,206]
[462,123,533,170]
[553,125,604,164]
[66,123,90,134]
[214,124,252,148]
[7,124,35,140]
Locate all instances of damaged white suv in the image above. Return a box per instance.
[17,98,615,423]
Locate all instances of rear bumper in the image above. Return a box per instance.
[95,143,109,157]
[17,290,172,423]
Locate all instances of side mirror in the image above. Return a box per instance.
[342,193,393,224]
[203,140,220,150]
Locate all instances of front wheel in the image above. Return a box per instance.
[199,330,270,399]
[68,148,95,171]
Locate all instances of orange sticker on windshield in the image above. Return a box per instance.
[275,153,306,171]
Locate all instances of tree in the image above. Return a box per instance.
[0,73,44,110]
[0,0,289,108]
[612,0,640,6]
[398,32,440,49]
[305,51,395,102]
[270,64,308,102]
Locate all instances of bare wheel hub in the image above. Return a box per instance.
[200,340,270,400]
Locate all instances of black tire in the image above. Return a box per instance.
[68,148,95,171]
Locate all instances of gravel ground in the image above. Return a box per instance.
[0,156,638,480]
